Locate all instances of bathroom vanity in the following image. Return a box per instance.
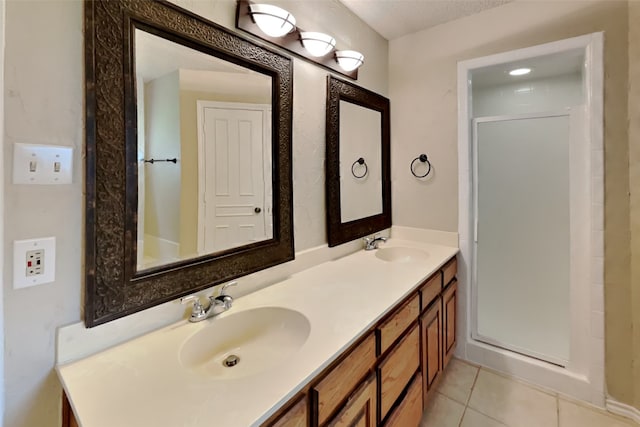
[265,255,457,427]
[58,239,458,427]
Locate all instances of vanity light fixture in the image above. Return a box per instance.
[248,3,296,37]
[335,50,364,72]
[236,0,361,79]
[300,32,336,57]
[509,67,532,76]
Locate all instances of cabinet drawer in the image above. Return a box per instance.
[314,333,376,425]
[269,396,307,427]
[326,374,376,427]
[420,272,441,311]
[442,257,457,288]
[379,324,420,419]
[378,294,420,355]
[384,373,423,427]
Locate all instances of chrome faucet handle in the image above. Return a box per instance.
[219,281,238,297]
[210,281,237,310]
[180,295,207,322]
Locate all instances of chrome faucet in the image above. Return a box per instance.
[363,235,387,251]
[180,281,237,322]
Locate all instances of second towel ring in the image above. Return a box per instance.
[411,154,432,178]
[351,157,368,179]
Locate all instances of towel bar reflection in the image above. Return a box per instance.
[142,158,178,164]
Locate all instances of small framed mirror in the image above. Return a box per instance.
[85,0,294,326]
[325,76,391,247]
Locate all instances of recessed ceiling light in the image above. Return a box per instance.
[509,68,532,76]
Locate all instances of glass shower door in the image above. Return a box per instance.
[473,113,571,366]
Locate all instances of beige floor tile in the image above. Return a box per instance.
[460,408,508,427]
[421,392,466,427]
[439,358,479,404]
[467,369,558,427]
[558,399,637,427]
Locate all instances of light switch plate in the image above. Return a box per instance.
[13,143,73,184]
[13,237,56,289]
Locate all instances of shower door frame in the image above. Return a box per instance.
[457,32,604,406]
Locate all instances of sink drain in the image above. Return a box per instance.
[223,355,240,367]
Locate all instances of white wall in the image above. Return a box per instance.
[0,0,5,421]
[2,1,388,426]
[3,1,83,426]
[339,101,382,222]
[143,71,181,244]
[389,0,631,408]
[473,72,583,117]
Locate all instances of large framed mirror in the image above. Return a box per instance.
[85,0,294,327]
[325,76,391,247]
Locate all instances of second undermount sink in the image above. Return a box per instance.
[179,307,311,379]
[375,246,429,263]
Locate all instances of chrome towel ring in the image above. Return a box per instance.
[411,154,431,178]
[351,157,368,179]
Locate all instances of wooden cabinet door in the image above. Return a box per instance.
[443,280,457,369]
[420,298,442,406]
[270,396,308,427]
[326,374,376,427]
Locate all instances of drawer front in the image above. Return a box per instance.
[379,324,420,419]
[420,272,441,311]
[384,373,423,427]
[378,294,420,354]
[326,374,376,427]
[442,257,457,288]
[270,396,307,427]
[314,333,376,425]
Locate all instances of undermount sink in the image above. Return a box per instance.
[375,247,429,263]
[179,307,311,379]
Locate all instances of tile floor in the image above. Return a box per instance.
[421,359,638,427]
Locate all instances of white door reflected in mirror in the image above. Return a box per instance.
[134,29,273,271]
[197,101,273,254]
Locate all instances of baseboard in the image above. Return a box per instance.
[606,398,640,425]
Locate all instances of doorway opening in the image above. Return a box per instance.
[457,32,604,406]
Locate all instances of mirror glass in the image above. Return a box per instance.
[339,100,382,223]
[135,29,273,271]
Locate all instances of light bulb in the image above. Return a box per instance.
[509,67,532,76]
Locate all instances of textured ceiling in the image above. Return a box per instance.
[339,0,513,40]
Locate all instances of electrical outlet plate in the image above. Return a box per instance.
[13,237,56,289]
[13,143,73,184]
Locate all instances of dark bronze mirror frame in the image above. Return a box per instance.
[85,0,294,327]
[325,76,391,247]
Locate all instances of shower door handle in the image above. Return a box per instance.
[474,218,478,243]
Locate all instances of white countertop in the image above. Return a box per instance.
[57,238,457,427]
